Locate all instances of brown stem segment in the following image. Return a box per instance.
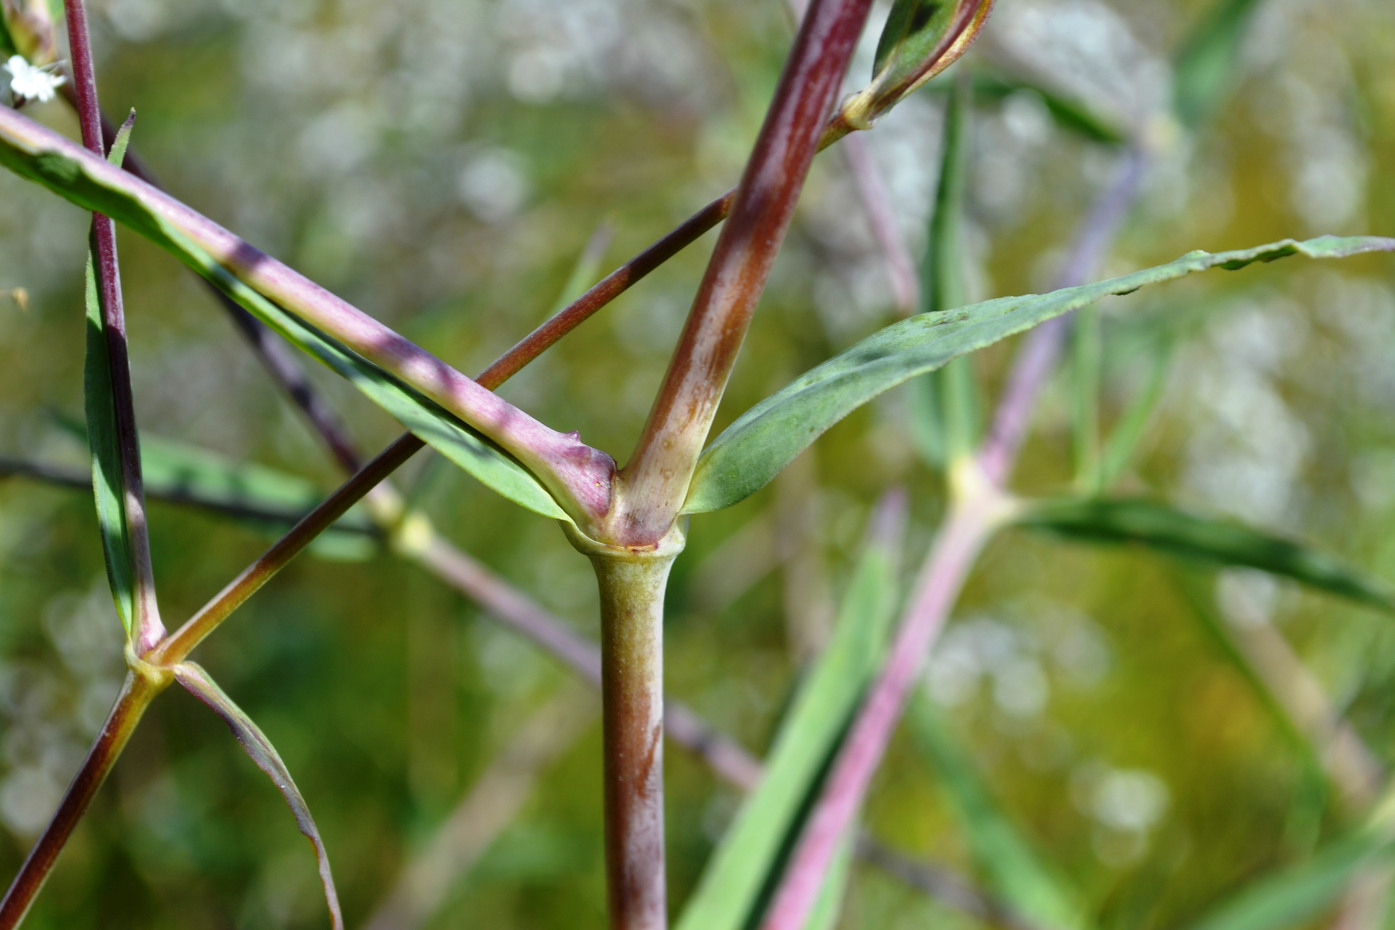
[0,668,168,928]
[568,526,684,930]
[616,0,875,545]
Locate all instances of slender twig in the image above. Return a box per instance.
[760,466,1013,930]
[63,0,164,652]
[841,133,920,315]
[0,669,168,926]
[978,145,1147,486]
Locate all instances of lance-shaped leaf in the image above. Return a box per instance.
[1186,827,1395,930]
[173,662,344,930]
[82,111,141,636]
[675,499,903,930]
[907,697,1087,930]
[683,235,1395,514]
[0,106,611,526]
[84,248,136,633]
[1015,497,1395,613]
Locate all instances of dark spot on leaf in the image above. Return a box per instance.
[910,0,940,34]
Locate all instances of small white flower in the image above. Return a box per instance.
[5,55,67,104]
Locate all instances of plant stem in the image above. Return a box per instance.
[0,668,168,928]
[569,526,685,930]
[618,0,875,544]
[979,145,1146,485]
[760,466,1013,930]
[63,0,164,652]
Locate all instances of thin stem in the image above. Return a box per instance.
[569,528,685,930]
[978,145,1146,485]
[0,670,166,927]
[149,433,420,665]
[63,0,164,652]
[841,133,919,316]
[618,0,876,545]
[760,469,1011,930]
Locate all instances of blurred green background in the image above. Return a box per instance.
[2,0,1395,926]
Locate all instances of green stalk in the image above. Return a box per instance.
[568,525,686,930]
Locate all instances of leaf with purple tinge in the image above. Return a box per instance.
[173,662,344,930]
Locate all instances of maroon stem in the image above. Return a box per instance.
[0,672,164,927]
[63,0,165,652]
[618,0,877,544]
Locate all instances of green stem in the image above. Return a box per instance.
[568,525,685,930]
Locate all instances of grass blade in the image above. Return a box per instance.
[82,108,143,637]
[83,250,135,634]
[1016,497,1395,613]
[907,697,1087,930]
[685,235,1395,514]
[1172,0,1270,129]
[1186,828,1395,930]
[173,662,344,930]
[674,496,905,930]
[923,70,980,466]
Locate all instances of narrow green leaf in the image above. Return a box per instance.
[84,252,134,634]
[138,436,375,534]
[675,508,903,930]
[908,374,948,469]
[1172,0,1269,129]
[174,662,344,930]
[924,72,980,464]
[1096,339,1171,489]
[0,130,570,521]
[81,111,146,636]
[1168,571,1329,810]
[907,697,1086,930]
[1016,497,1395,613]
[802,832,855,930]
[956,71,1128,145]
[1070,304,1102,492]
[1187,829,1395,930]
[686,235,1394,514]
[107,109,135,165]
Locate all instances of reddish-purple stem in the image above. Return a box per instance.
[63,0,165,653]
[761,492,999,930]
[619,0,877,544]
[0,673,163,927]
[978,145,1146,485]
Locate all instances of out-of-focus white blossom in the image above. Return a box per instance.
[4,55,66,103]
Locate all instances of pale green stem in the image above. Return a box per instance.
[568,525,685,930]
